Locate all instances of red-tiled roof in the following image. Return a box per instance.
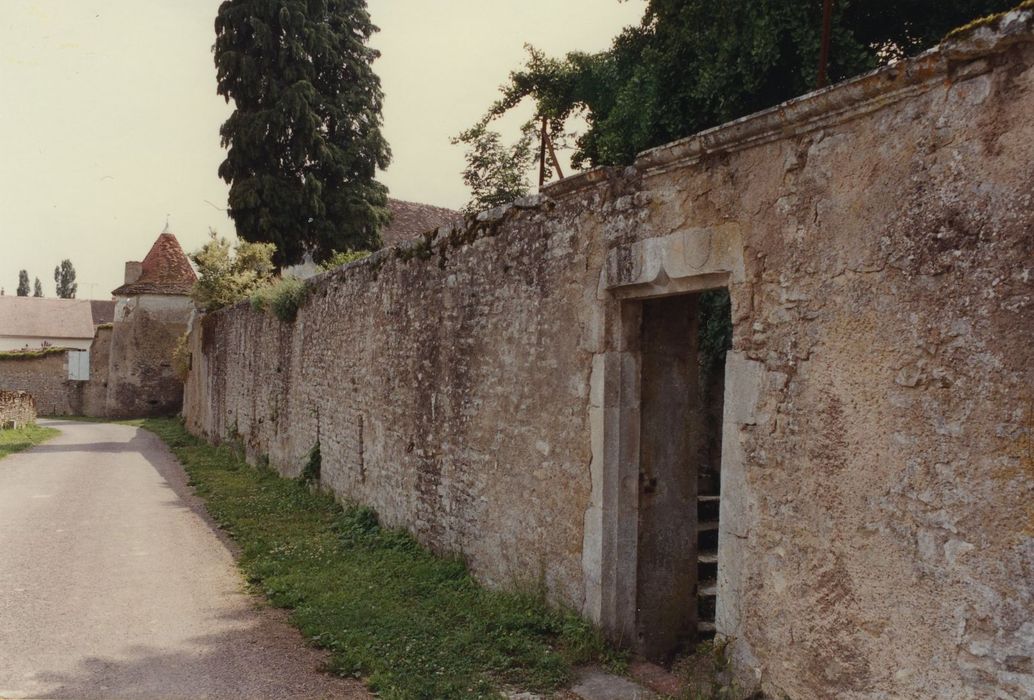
[0,297,115,341]
[111,232,197,296]
[381,199,460,246]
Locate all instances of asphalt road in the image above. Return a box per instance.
[0,419,368,700]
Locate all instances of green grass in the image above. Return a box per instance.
[0,423,59,459]
[139,417,615,699]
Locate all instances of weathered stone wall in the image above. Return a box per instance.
[0,390,36,427]
[185,14,1034,700]
[106,295,192,418]
[83,326,112,417]
[0,351,81,416]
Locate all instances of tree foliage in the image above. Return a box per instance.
[214,0,392,266]
[16,270,29,297]
[54,260,77,299]
[190,232,277,312]
[33,278,43,297]
[461,0,1016,177]
[451,120,537,215]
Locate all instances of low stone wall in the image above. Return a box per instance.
[0,390,36,427]
[0,350,82,416]
[184,13,1034,700]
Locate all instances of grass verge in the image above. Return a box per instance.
[140,417,615,699]
[0,423,59,459]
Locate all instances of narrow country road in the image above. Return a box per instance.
[0,419,368,700]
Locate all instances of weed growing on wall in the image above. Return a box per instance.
[300,441,321,484]
[140,417,618,698]
[171,332,191,381]
[321,249,372,270]
[0,347,70,361]
[250,276,308,323]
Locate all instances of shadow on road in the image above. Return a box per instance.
[29,610,367,700]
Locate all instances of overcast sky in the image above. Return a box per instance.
[0,0,645,299]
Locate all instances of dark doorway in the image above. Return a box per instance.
[635,289,730,662]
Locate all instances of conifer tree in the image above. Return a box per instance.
[54,260,77,299]
[214,0,391,266]
[33,278,43,297]
[16,270,29,297]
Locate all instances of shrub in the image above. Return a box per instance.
[250,276,308,323]
[191,231,277,312]
[321,249,372,270]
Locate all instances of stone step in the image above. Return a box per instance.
[698,551,718,564]
[698,620,716,633]
[698,579,717,597]
[697,494,720,502]
[697,521,719,532]
[570,669,658,700]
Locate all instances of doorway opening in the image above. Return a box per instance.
[635,288,730,662]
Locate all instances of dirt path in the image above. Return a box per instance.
[0,419,368,700]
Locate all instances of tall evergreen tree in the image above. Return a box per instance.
[214,0,392,266]
[54,259,77,299]
[33,278,43,297]
[16,270,29,297]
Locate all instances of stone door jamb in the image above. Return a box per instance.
[582,224,756,648]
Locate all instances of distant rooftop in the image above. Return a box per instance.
[112,232,197,297]
[382,199,460,246]
[0,297,115,341]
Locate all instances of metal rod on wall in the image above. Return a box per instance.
[538,115,548,188]
[817,0,834,88]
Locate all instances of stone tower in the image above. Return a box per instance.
[105,232,197,417]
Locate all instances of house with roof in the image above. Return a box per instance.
[0,297,115,352]
[380,199,459,246]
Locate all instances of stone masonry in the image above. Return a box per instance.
[0,390,36,428]
[184,12,1034,699]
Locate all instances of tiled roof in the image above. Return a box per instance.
[112,232,197,297]
[0,297,113,341]
[381,199,461,246]
[90,300,116,326]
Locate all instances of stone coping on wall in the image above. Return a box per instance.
[203,5,1034,321]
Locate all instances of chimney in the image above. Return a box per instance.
[124,261,142,285]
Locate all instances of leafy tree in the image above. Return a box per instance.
[214,0,392,266]
[16,270,29,297]
[33,278,43,297]
[451,120,537,214]
[190,231,277,312]
[54,260,77,299]
[460,0,1016,177]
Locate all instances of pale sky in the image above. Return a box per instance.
[0,0,645,299]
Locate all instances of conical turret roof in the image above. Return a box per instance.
[112,232,197,297]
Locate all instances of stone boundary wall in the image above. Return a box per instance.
[0,390,36,427]
[185,13,1034,700]
[0,350,82,416]
[0,327,123,418]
